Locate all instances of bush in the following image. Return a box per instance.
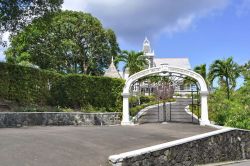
[129,95,156,108]
[208,88,250,130]
[50,74,124,111]
[0,62,124,112]
[140,95,156,104]
[0,62,60,105]
[130,98,176,117]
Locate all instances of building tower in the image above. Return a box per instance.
[143,37,155,68]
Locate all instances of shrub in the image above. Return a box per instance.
[129,95,157,108]
[208,88,250,130]
[140,95,156,104]
[130,98,176,117]
[0,62,124,112]
[129,96,139,107]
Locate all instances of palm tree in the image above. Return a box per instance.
[208,57,240,99]
[194,64,207,81]
[120,50,148,76]
[193,64,210,88]
[181,64,207,92]
[242,60,250,80]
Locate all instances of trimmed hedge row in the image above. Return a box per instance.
[0,62,124,112]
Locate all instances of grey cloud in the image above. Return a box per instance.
[63,0,229,43]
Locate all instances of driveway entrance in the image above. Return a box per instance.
[0,123,216,166]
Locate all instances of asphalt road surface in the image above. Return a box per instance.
[0,123,216,166]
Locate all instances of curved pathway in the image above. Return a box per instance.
[137,98,199,124]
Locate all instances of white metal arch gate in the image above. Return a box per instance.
[121,65,210,126]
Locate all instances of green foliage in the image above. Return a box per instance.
[208,88,250,130]
[241,60,250,80]
[119,50,148,76]
[129,95,157,117]
[129,95,156,107]
[0,0,63,45]
[50,74,124,111]
[194,64,207,80]
[190,59,249,130]
[129,97,175,117]
[5,10,120,75]
[0,62,59,105]
[193,64,209,87]
[130,104,147,117]
[208,57,240,99]
[140,95,156,104]
[81,105,107,113]
[0,62,124,112]
[14,106,62,112]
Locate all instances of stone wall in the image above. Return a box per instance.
[0,112,121,127]
[109,129,250,166]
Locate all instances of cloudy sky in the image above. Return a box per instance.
[63,0,228,42]
[1,0,250,69]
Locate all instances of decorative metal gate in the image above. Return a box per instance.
[156,90,201,124]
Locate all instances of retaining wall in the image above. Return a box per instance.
[0,112,121,127]
[109,128,250,166]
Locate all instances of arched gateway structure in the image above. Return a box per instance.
[121,65,210,126]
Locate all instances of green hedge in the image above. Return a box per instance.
[0,62,124,112]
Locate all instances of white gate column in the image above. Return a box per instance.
[200,91,210,125]
[121,93,132,125]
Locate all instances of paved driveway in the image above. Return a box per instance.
[138,98,199,124]
[0,123,216,166]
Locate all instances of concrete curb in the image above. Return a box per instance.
[198,160,250,166]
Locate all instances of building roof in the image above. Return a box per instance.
[154,58,191,69]
[104,57,122,78]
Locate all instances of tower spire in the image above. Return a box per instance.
[104,56,121,78]
[143,37,151,53]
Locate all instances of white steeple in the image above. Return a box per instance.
[142,37,155,68]
[104,56,121,78]
[143,37,151,53]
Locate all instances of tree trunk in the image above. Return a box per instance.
[82,61,88,74]
[74,63,77,73]
[226,77,230,99]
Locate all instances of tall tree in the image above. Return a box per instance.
[242,60,250,80]
[5,11,120,75]
[208,57,240,99]
[193,64,210,88]
[0,0,63,45]
[105,29,121,67]
[120,50,148,76]
[194,64,207,81]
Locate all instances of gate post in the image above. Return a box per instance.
[121,93,132,125]
[200,91,210,125]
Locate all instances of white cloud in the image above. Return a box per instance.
[162,14,195,36]
[60,1,229,43]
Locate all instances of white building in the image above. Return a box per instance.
[105,38,193,95]
[142,37,191,70]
